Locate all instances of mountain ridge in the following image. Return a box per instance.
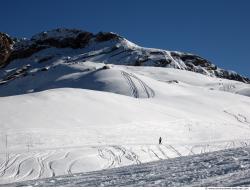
[0,28,249,84]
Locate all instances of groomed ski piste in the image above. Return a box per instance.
[0,45,250,186]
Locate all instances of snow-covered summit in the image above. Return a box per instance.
[0,28,249,83]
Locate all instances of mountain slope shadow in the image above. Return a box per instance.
[0,64,154,98]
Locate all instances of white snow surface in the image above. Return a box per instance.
[0,49,250,185]
[6,146,250,187]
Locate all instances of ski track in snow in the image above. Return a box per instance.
[224,110,250,127]
[1,139,250,185]
[5,146,250,187]
[121,71,155,98]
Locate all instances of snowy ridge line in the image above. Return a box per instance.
[1,138,250,155]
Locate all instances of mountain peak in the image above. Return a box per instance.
[0,28,249,83]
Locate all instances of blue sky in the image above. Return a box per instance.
[1,0,250,77]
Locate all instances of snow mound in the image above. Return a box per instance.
[0,61,154,98]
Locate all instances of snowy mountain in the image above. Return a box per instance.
[1,28,250,85]
[0,28,250,185]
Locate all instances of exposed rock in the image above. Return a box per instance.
[0,33,13,67]
[171,52,216,69]
[214,70,250,83]
[155,59,172,67]
[5,29,94,66]
[95,32,120,42]
[8,43,47,64]
[170,52,250,83]
[0,64,30,85]
[33,29,93,48]
[101,65,112,70]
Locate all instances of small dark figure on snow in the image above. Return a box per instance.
[159,137,162,144]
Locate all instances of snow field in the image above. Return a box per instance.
[0,59,250,184]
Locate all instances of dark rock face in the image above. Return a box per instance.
[6,29,94,65]
[0,33,13,67]
[170,52,250,83]
[8,44,47,64]
[2,29,120,67]
[74,32,93,48]
[32,30,93,48]
[214,70,250,83]
[171,52,216,70]
[95,32,120,42]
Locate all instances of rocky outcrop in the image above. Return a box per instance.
[0,33,13,67]
[1,29,122,67]
[170,52,250,83]
[7,29,94,64]
[95,32,120,42]
[31,28,93,48]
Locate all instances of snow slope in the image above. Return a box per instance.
[1,46,250,97]
[0,57,250,184]
[6,146,250,187]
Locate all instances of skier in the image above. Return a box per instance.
[159,137,162,145]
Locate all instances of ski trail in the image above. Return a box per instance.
[36,152,53,179]
[224,110,250,127]
[15,157,37,182]
[67,159,78,176]
[112,146,136,164]
[48,162,55,177]
[113,145,141,165]
[0,154,20,177]
[18,168,35,182]
[40,150,57,178]
[13,157,31,179]
[238,114,250,124]
[129,73,155,98]
[124,147,141,164]
[47,151,69,178]
[111,146,126,164]
[166,145,182,157]
[36,157,44,178]
[121,71,154,98]
[148,147,162,160]
[0,158,7,174]
[98,146,141,168]
[98,148,110,168]
[157,145,170,159]
[98,147,116,168]
[66,152,91,175]
[121,71,139,98]
[185,146,195,156]
[2,140,250,184]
